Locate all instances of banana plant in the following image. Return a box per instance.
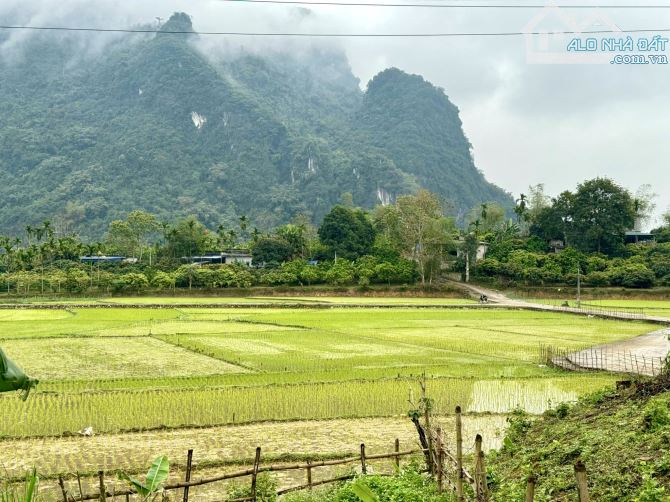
[1,468,39,502]
[0,348,38,401]
[118,456,169,501]
[351,479,380,502]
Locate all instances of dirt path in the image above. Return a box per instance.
[561,328,670,376]
[448,280,670,376]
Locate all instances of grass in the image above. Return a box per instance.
[488,378,670,501]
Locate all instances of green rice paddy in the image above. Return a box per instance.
[0,299,659,492]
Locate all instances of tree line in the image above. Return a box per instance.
[0,190,455,294]
[1,178,669,294]
[462,179,670,288]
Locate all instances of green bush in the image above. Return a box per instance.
[113,272,149,292]
[63,269,90,293]
[282,465,449,502]
[608,263,656,288]
[151,271,176,290]
[325,261,355,286]
[227,473,276,502]
[585,271,610,287]
[643,399,670,431]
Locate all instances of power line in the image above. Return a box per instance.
[215,0,670,7]
[0,24,669,37]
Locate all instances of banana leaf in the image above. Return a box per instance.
[351,479,380,502]
[119,456,169,498]
[0,348,38,400]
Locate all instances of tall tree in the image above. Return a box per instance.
[466,202,505,234]
[318,206,376,260]
[106,210,159,262]
[378,190,454,285]
[632,184,657,230]
[164,217,215,260]
[526,184,551,221]
[571,178,635,254]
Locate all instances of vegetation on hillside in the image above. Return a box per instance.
[0,12,510,239]
[488,376,670,501]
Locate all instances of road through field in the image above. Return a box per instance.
[450,280,670,375]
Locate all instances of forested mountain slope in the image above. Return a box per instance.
[0,12,511,238]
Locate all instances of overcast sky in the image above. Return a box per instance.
[3,0,670,226]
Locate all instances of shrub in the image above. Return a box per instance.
[283,465,449,502]
[227,473,276,502]
[152,271,176,290]
[324,261,355,286]
[299,264,322,285]
[585,271,610,287]
[643,399,670,431]
[477,258,501,276]
[230,266,254,288]
[63,269,90,293]
[114,273,149,292]
[608,263,655,288]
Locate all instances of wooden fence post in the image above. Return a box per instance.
[422,377,434,475]
[474,434,489,501]
[307,459,313,490]
[360,443,367,475]
[250,447,262,502]
[455,406,464,502]
[76,473,84,502]
[394,438,400,470]
[574,460,590,502]
[525,475,536,502]
[473,434,482,498]
[436,426,444,493]
[58,475,68,502]
[183,449,194,502]
[98,471,106,502]
[479,450,489,501]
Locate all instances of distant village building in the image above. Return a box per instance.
[549,239,565,253]
[455,238,489,261]
[625,215,655,245]
[80,256,137,264]
[183,251,253,266]
[625,231,655,245]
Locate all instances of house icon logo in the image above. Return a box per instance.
[523,3,622,64]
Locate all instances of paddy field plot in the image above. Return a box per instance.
[0,336,245,380]
[524,298,670,318]
[98,296,477,305]
[0,303,659,497]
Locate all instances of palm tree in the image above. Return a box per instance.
[514,194,528,223]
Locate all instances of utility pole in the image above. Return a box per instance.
[465,250,470,283]
[576,265,581,309]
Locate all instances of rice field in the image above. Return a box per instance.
[0,300,658,499]
[525,297,670,318]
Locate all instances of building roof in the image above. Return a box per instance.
[80,256,125,262]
